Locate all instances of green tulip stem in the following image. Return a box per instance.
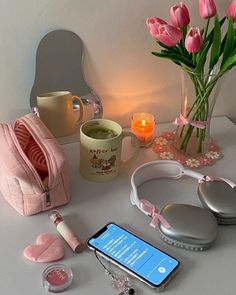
[203,18,210,41]
[179,74,218,153]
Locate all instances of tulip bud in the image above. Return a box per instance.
[146,18,182,47]
[199,0,217,19]
[170,2,190,28]
[146,17,168,39]
[226,0,236,22]
[185,27,203,53]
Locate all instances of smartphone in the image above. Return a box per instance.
[87,223,181,291]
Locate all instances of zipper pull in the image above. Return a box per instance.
[44,186,51,207]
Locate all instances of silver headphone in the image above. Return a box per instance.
[130,160,236,251]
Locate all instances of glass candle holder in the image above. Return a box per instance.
[131,113,155,147]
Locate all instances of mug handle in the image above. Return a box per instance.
[72,95,84,123]
[120,130,140,165]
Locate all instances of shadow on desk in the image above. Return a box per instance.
[70,173,130,204]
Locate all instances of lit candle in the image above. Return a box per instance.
[131,113,155,147]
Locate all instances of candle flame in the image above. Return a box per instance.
[141,119,146,126]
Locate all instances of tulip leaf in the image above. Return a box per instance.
[220,54,236,75]
[233,33,236,52]
[209,15,221,71]
[151,51,193,68]
[205,17,225,45]
[173,61,181,66]
[221,17,234,67]
[195,41,210,73]
[156,41,180,53]
[219,34,227,56]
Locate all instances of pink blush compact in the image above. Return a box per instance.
[42,264,73,292]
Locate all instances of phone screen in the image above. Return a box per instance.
[87,223,180,287]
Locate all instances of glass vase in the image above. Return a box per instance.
[173,69,223,156]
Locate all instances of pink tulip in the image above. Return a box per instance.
[226,0,236,22]
[146,17,182,47]
[185,27,203,53]
[170,2,190,28]
[146,17,168,38]
[199,0,217,19]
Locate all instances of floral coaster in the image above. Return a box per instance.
[152,131,223,168]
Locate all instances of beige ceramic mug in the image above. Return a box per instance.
[80,119,140,182]
[37,91,84,137]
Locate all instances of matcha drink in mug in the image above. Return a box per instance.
[80,119,140,181]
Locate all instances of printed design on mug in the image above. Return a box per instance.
[90,148,117,175]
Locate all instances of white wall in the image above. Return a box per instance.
[0,0,235,126]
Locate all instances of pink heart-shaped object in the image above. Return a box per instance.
[23,233,64,263]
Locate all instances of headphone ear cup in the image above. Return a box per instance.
[198,181,236,225]
[158,204,218,251]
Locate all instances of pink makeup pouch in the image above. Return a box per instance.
[0,113,70,216]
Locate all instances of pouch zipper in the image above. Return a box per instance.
[19,117,54,207]
[9,122,52,207]
[19,117,53,186]
[44,186,51,207]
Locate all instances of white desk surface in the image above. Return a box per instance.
[1,116,236,295]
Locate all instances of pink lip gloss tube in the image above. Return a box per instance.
[49,210,85,253]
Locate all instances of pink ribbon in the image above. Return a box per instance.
[173,114,207,129]
[139,199,171,229]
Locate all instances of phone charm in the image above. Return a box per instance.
[94,251,137,295]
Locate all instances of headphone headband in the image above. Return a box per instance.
[131,161,204,206]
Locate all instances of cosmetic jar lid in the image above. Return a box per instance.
[42,264,73,293]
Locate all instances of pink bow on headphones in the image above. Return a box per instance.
[173,114,207,129]
[139,199,171,229]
